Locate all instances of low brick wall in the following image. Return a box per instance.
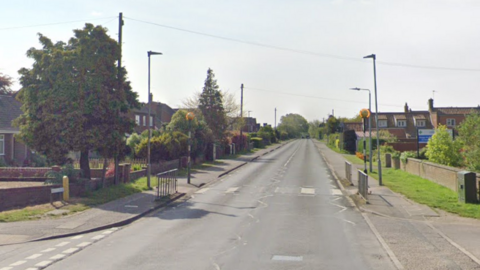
[0,167,53,178]
[0,184,62,211]
[130,169,146,181]
[401,158,463,191]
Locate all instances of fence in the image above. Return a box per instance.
[358,170,368,199]
[156,169,178,199]
[345,161,352,184]
[72,158,147,169]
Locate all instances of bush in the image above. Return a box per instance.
[400,151,417,164]
[425,125,463,167]
[136,131,188,162]
[251,137,264,149]
[44,164,79,185]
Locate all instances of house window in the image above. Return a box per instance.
[446,118,456,127]
[149,116,153,127]
[378,120,387,127]
[0,135,4,155]
[416,120,426,127]
[135,115,140,125]
[396,120,407,127]
[143,116,146,126]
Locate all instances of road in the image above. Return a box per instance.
[1,140,397,270]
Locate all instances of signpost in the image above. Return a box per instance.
[359,108,370,174]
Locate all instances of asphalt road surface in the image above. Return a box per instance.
[46,139,395,270]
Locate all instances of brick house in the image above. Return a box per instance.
[129,104,156,134]
[427,98,480,132]
[0,94,31,165]
[150,101,176,130]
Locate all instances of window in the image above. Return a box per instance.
[378,120,387,127]
[0,135,4,155]
[447,118,456,127]
[416,120,426,127]
[135,115,140,125]
[150,116,153,127]
[143,116,146,126]
[397,120,407,127]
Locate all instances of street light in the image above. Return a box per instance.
[350,88,372,172]
[147,50,162,189]
[363,54,382,185]
[186,112,195,184]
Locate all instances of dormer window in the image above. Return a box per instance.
[397,120,407,127]
[378,120,388,127]
[416,119,426,127]
[447,118,456,127]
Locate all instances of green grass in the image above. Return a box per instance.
[0,177,154,222]
[381,168,480,219]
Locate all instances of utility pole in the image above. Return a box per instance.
[274,108,277,130]
[114,12,124,185]
[240,84,244,151]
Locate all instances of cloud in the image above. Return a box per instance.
[91,11,103,16]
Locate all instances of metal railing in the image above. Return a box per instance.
[345,161,352,184]
[156,169,178,198]
[358,170,368,199]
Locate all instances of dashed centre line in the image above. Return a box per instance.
[50,254,66,260]
[55,242,69,247]
[35,260,52,267]
[9,261,26,266]
[71,235,84,240]
[26,254,42,260]
[225,187,239,193]
[41,248,56,253]
[76,242,92,248]
[92,235,106,240]
[300,188,315,195]
[63,248,79,254]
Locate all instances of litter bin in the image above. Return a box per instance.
[457,171,477,204]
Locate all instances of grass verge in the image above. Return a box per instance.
[0,176,153,222]
[381,168,480,219]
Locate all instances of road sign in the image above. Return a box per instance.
[418,129,453,143]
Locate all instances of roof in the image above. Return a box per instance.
[435,107,480,115]
[0,95,23,132]
[132,103,156,115]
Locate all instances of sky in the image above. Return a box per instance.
[3,0,480,126]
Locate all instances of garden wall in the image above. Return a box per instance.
[401,158,465,192]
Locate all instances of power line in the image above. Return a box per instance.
[0,17,117,31]
[244,86,403,108]
[125,16,480,72]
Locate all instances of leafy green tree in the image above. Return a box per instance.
[14,24,139,179]
[167,109,213,159]
[425,125,463,167]
[327,115,339,134]
[198,68,227,142]
[308,120,322,139]
[457,112,480,171]
[0,73,14,95]
[277,113,308,138]
[257,125,277,144]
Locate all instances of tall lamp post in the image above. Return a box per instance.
[350,88,372,172]
[186,112,195,184]
[363,54,382,185]
[147,50,162,189]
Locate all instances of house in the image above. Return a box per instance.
[427,98,480,132]
[150,101,176,129]
[129,104,156,134]
[242,117,260,133]
[0,94,31,165]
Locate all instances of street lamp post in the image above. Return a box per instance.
[186,112,195,184]
[147,50,162,189]
[350,88,372,172]
[364,54,382,185]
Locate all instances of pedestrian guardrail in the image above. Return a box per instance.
[345,161,352,184]
[358,170,368,199]
[156,169,178,199]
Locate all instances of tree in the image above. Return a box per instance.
[257,125,277,144]
[457,112,480,171]
[0,73,14,95]
[308,120,322,139]
[277,113,308,138]
[198,68,227,142]
[15,24,139,179]
[425,125,463,167]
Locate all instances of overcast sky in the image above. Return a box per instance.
[3,0,480,125]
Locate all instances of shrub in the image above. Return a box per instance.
[425,125,463,167]
[44,164,79,185]
[251,137,264,148]
[400,151,417,164]
[136,131,188,162]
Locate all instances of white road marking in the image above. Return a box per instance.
[41,248,56,253]
[225,187,239,193]
[300,188,315,195]
[55,241,69,247]
[35,261,52,267]
[272,255,303,261]
[92,234,106,240]
[331,189,343,196]
[25,268,39,270]
[77,242,92,247]
[0,267,12,270]
[71,235,83,240]
[26,253,43,259]
[124,205,138,208]
[9,261,26,266]
[103,230,114,235]
[62,248,79,254]
[274,187,280,193]
[50,254,66,260]
[195,188,209,194]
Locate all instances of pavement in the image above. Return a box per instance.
[314,140,480,268]
[0,142,289,246]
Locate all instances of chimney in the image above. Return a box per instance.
[404,103,409,113]
[428,98,434,112]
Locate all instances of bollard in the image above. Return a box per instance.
[63,176,70,201]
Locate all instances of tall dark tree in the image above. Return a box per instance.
[0,73,14,95]
[14,24,139,179]
[198,68,227,142]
